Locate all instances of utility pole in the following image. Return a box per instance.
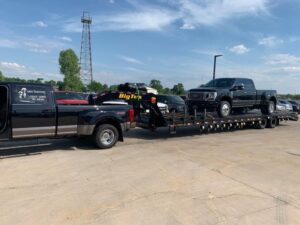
[213,54,223,80]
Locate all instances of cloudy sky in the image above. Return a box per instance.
[0,0,300,93]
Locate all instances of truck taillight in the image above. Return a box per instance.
[151,97,157,104]
[129,108,134,122]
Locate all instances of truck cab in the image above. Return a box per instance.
[0,82,135,149]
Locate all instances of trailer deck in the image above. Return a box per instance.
[136,103,298,134]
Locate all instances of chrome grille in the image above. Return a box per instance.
[189,92,206,100]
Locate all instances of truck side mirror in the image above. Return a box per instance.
[237,83,245,90]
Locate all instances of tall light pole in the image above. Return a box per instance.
[213,54,223,80]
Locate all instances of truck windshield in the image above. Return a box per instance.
[203,78,235,88]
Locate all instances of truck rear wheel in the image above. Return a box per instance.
[218,101,231,118]
[93,124,119,149]
[262,100,275,115]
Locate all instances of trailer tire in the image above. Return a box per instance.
[256,117,267,129]
[218,101,231,118]
[93,124,119,149]
[267,117,277,128]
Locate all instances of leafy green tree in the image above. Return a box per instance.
[44,80,57,86]
[109,85,118,91]
[4,77,26,83]
[171,83,185,95]
[0,71,5,81]
[103,84,109,91]
[149,79,164,93]
[36,78,44,83]
[87,80,104,92]
[162,87,172,95]
[59,49,84,91]
[56,81,65,90]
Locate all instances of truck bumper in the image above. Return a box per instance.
[186,100,219,110]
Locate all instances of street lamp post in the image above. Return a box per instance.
[213,54,223,80]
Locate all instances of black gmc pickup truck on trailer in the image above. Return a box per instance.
[187,78,277,117]
[0,82,135,149]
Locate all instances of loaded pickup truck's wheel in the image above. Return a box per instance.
[218,101,231,118]
[93,124,119,149]
[262,100,275,115]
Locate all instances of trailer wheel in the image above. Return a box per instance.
[218,101,231,118]
[276,118,280,126]
[267,117,277,128]
[93,124,119,149]
[256,118,267,129]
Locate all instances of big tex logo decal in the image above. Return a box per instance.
[118,92,142,101]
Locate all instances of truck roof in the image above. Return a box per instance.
[213,77,252,80]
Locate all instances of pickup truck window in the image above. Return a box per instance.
[55,92,84,100]
[204,78,235,88]
[242,79,255,89]
[12,85,50,105]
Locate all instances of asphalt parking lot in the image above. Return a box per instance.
[1,120,300,225]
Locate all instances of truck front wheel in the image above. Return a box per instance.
[93,124,119,149]
[218,101,231,118]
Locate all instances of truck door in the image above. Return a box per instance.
[231,79,246,107]
[11,84,56,139]
[0,85,9,141]
[243,79,256,106]
[232,79,255,107]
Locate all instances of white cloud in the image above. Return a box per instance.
[125,67,148,73]
[59,36,72,42]
[0,61,61,80]
[266,54,300,65]
[0,39,17,48]
[119,55,144,65]
[178,0,269,28]
[0,36,68,54]
[276,66,300,73]
[289,36,300,42]
[98,10,176,31]
[259,36,283,47]
[193,49,223,56]
[64,0,270,32]
[180,23,195,30]
[64,7,179,32]
[23,42,51,53]
[0,61,26,71]
[32,21,48,28]
[229,44,250,54]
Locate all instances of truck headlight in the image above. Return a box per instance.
[206,92,217,100]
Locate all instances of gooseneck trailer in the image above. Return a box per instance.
[130,94,299,134]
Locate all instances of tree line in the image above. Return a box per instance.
[0,48,186,95]
[1,48,299,98]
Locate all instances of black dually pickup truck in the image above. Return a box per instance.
[0,82,135,149]
[187,78,277,117]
